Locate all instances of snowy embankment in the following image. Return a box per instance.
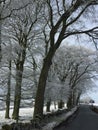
[90,103,98,114]
[92,103,98,107]
[0,104,59,129]
[42,107,77,130]
[0,105,77,130]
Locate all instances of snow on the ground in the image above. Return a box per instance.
[93,103,98,106]
[0,104,66,129]
[89,103,98,107]
[0,108,33,129]
[42,107,77,130]
[0,104,72,130]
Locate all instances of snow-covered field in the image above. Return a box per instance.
[0,108,32,129]
[88,103,98,107]
[0,104,78,130]
[0,104,67,129]
[92,103,98,106]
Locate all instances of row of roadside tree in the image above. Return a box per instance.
[0,0,98,121]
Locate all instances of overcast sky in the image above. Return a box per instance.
[88,80,98,103]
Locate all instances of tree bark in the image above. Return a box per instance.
[54,102,57,110]
[0,14,2,62]
[33,47,56,119]
[67,94,73,109]
[58,100,64,109]
[72,91,76,107]
[5,60,11,118]
[46,99,51,112]
[76,92,81,105]
[12,47,26,120]
[12,64,23,120]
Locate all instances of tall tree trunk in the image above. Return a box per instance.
[54,101,57,110]
[12,64,23,120]
[72,90,76,107]
[5,60,11,118]
[67,94,73,109]
[12,46,26,120]
[12,36,26,120]
[76,92,81,105]
[33,58,38,98]
[58,100,64,109]
[33,48,56,119]
[0,14,2,62]
[46,99,51,112]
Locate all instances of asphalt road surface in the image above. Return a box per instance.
[54,105,98,130]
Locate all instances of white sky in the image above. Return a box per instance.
[87,81,98,103]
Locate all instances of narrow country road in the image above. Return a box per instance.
[54,105,98,130]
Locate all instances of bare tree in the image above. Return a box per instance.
[5,1,42,120]
[5,59,12,118]
[0,0,33,63]
[33,0,98,119]
[52,45,96,108]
